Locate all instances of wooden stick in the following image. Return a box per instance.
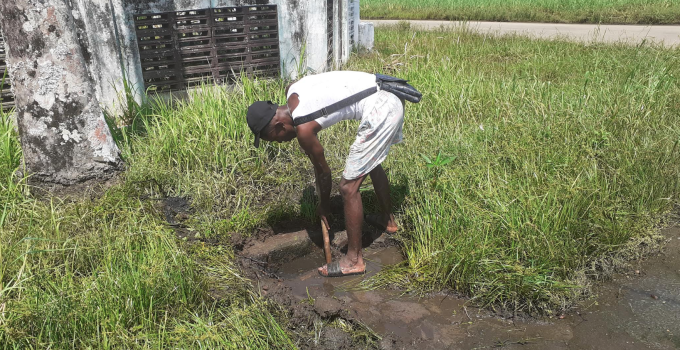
[321,219,332,264]
[316,179,332,265]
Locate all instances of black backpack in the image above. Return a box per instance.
[375,73,422,104]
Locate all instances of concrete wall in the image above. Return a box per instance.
[74,0,251,114]
[272,0,327,78]
[4,0,368,116]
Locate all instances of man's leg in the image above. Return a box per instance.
[318,174,367,276]
[367,164,398,233]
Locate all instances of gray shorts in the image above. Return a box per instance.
[343,90,404,180]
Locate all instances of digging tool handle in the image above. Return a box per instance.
[315,179,332,265]
[321,219,331,264]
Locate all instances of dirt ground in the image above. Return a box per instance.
[273,226,680,349]
[161,197,680,349]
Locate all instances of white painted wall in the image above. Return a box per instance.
[270,0,341,79]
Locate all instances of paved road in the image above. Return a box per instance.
[370,20,680,47]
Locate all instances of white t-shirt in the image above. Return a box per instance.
[286,71,377,129]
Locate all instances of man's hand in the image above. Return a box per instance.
[317,203,331,231]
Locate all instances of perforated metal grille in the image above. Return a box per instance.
[134,5,280,92]
[348,0,355,47]
[0,32,14,112]
[326,0,334,69]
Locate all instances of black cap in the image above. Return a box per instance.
[246,101,278,147]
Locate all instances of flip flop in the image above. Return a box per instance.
[364,214,398,234]
[319,260,366,278]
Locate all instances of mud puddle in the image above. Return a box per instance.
[277,227,680,349]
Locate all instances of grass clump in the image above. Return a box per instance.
[0,108,293,348]
[361,0,680,24]
[343,25,680,311]
[121,78,318,237]
[122,26,680,313]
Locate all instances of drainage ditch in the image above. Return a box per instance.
[162,197,680,349]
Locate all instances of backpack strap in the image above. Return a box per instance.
[293,86,378,126]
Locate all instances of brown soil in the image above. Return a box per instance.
[236,219,399,349]
[159,195,377,349]
[277,227,680,350]
[159,196,680,349]
[239,257,359,349]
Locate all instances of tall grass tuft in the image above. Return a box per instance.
[0,90,293,348]
[121,77,313,235]
[115,26,680,313]
[346,26,680,311]
[0,106,21,200]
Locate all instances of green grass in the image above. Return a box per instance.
[348,24,680,311]
[0,108,295,347]
[361,0,680,24]
[122,25,680,313]
[1,24,680,347]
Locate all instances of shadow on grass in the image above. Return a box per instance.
[260,171,411,250]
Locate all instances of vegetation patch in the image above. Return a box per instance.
[361,0,680,24]
[0,102,297,347]
[348,24,680,312]
[1,24,680,346]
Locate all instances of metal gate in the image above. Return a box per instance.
[326,0,334,70]
[134,5,280,92]
[348,0,356,47]
[0,32,14,112]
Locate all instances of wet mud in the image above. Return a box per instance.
[276,226,680,350]
[158,196,680,349]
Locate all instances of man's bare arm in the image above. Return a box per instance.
[287,93,331,227]
[297,125,332,226]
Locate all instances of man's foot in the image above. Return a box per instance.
[318,256,365,277]
[364,213,398,234]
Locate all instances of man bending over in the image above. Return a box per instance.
[246,70,404,277]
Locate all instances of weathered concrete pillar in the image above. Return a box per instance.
[271,0,330,79]
[304,0,329,74]
[339,0,359,64]
[358,21,374,51]
[0,0,123,187]
[271,0,306,79]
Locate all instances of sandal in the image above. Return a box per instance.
[319,260,366,278]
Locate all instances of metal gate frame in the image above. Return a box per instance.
[134,5,281,92]
[0,32,14,112]
[326,0,334,70]
[348,0,356,47]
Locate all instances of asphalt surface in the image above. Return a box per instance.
[370,20,680,47]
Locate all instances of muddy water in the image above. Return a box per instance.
[278,227,680,349]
